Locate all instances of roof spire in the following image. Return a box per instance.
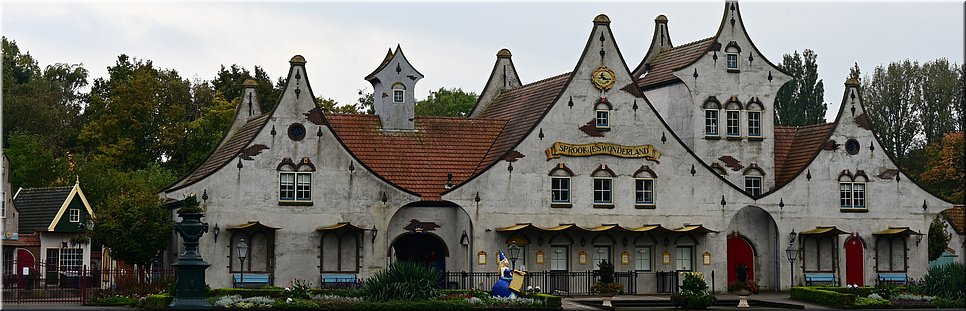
[470,48,522,117]
[633,14,675,77]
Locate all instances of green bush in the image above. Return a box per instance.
[931,297,966,308]
[524,293,562,308]
[853,296,891,308]
[671,273,715,309]
[344,300,472,310]
[92,294,138,306]
[821,286,875,297]
[790,287,855,306]
[140,293,174,310]
[363,261,441,302]
[208,287,285,298]
[924,262,965,300]
[309,288,367,297]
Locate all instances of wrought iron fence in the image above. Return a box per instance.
[442,270,638,296]
[1,261,174,304]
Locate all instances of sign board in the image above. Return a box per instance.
[545,142,661,162]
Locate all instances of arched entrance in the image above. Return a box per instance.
[391,233,448,273]
[727,235,756,283]
[844,236,864,286]
[727,206,779,290]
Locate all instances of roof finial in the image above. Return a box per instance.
[75,175,80,185]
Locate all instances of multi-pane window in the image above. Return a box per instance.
[45,248,59,280]
[280,172,312,201]
[592,246,611,269]
[69,209,80,222]
[840,182,866,209]
[635,247,652,271]
[551,177,571,203]
[705,110,719,136]
[635,179,654,205]
[726,110,740,136]
[550,246,568,271]
[60,248,83,271]
[747,111,761,137]
[745,177,762,196]
[392,84,406,103]
[727,54,738,70]
[596,110,609,128]
[593,178,613,205]
[675,246,693,271]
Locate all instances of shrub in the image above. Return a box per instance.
[924,262,965,300]
[285,278,312,299]
[92,294,137,306]
[212,295,275,309]
[208,287,285,298]
[854,296,891,308]
[790,287,856,306]
[591,259,624,295]
[821,286,875,297]
[671,272,715,309]
[139,293,173,310]
[931,297,965,308]
[363,261,441,301]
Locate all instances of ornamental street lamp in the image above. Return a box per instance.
[507,241,520,269]
[237,238,248,288]
[785,230,798,288]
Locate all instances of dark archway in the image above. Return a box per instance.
[391,233,448,274]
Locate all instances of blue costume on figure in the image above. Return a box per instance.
[491,251,516,298]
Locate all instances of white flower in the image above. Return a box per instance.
[286,298,293,303]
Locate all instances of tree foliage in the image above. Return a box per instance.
[920,132,964,203]
[927,214,952,261]
[415,87,478,117]
[775,49,826,126]
[211,64,280,113]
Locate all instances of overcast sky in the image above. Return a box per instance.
[2,1,962,121]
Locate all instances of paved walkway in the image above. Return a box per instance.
[0,303,129,311]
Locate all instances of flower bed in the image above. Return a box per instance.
[204,288,559,310]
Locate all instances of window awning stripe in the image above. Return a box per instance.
[873,227,922,236]
[226,221,280,231]
[800,226,847,235]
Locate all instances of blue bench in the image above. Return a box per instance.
[320,274,358,288]
[877,273,909,285]
[804,273,837,286]
[233,273,271,288]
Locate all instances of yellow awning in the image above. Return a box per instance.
[542,224,578,231]
[587,224,623,232]
[227,221,280,231]
[316,222,366,232]
[626,224,671,233]
[873,227,922,236]
[496,223,537,232]
[800,226,847,235]
[672,224,718,234]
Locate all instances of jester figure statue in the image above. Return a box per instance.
[492,251,524,298]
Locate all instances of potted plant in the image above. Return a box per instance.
[590,260,624,307]
[671,272,716,309]
[727,263,757,308]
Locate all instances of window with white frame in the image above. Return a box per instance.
[726,110,740,136]
[747,111,761,137]
[60,248,83,271]
[675,246,693,271]
[727,54,738,70]
[635,246,652,271]
[594,179,612,205]
[595,110,609,128]
[745,177,762,196]
[280,172,312,202]
[392,84,405,103]
[634,165,657,206]
[725,42,741,71]
[705,110,719,136]
[839,172,867,209]
[69,209,80,222]
[549,164,574,205]
[593,246,611,269]
[550,246,568,271]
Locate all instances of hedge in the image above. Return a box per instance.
[206,287,366,298]
[821,286,875,297]
[790,286,856,306]
[140,293,173,310]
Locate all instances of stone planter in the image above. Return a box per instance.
[734,288,752,308]
[599,291,617,307]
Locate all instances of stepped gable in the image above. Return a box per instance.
[13,186,72,234]
[174,114,271,190]
[773,123,836,186]
[636,37,713,90]
[474,73,571,172]
[326,114,507,200]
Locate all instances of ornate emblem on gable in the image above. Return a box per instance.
[404,219,440,233]
[591,66,616,90]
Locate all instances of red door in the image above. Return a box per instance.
[16,249,34,275]
[727,236,755,283]
[845,237,864,286]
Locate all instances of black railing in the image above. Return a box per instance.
[442,270,638,296]
[2,261,174,304]
[656,271,680,294]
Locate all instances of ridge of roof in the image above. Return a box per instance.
[14,186,74,234]
[636,37,713,90]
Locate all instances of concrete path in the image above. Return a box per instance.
[0,304,129,311]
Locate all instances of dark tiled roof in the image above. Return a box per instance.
[175,114,271,189]
[942,205,965,235]
[327,115,508,200]
[14,186,72,234]
[637,38,713,90]
[475,73,571,172]
[774,123,836,186]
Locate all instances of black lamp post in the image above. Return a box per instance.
[785,230,798,288]
[237,238,248,288]
[507,241,520,269]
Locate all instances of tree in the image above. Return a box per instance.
[415,87,478,117]
[920,131,964,203]
[919,58,960,146]
[775,49,826,126]
[848,62,861,81]
[863,60,923,164]
[211,64,281,113]
[927,214,952,261]
[3,133,70,188]
[317,97,361,114]
[356,88,375,114]
[184,92,235,168]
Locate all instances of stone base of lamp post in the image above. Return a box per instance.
[169,212,212,310]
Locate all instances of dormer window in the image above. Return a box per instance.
[392,83,406,103]
[725,41,741,72]
[69,209,80,223]
[595,98,612,130]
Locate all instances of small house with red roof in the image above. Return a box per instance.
[160,1,957,292]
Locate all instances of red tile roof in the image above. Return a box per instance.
[475,73,571,172]
[637,38,713,90]
[774,123,836,186]
[942,205,965,235]
[171,114,271,190]
[327,114,508,200]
